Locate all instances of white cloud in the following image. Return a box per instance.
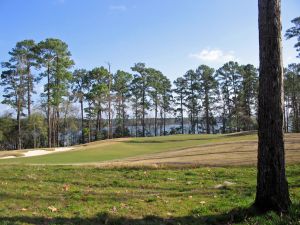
[109,5,127,12]
[189,48,237,63]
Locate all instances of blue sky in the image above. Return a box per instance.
[0,0,299,113]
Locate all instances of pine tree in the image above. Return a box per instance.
[131,63,149,137]
[173,77,187,134]
[284,63,300,132]
[196,65,219,134]
[239,64,258,131]
[147,68,165,136]
[216,61,242,132]
[255,0,291,212]
[72,69,89,143]
[1,62,26,149]
[90,67,109,140]
[285,16,300,57]
[160,75,172,135]
[37,38,74,147]
[183,70,198,134]
[113,70,133,137]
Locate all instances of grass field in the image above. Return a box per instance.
[0,132,299,224]
[0,165,299,225]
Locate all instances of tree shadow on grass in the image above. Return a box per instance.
[0,205,286,225]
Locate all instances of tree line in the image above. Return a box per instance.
[1,15,299,150]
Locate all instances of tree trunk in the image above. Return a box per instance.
[160,109,163,135]
[205,87,210,134]
[180,92,184,134]
[163,111,166,136]
[122,94,125,137]
[135,98,138,137]
[80,99,84,144]
[56,107,60,147]
[96,108,100,140]
[107,63,112,139]
[33,122,37,149]
[88,105,91,143]
[154,98,158,136]
[99,109,102,138]
[26,65,32,118]
[222,105,226,133]
[52,108,56,147]
[47,64,51,148]
[17,96,22,150]
[255,0,290,212]
[142,88,145,137]
[285,97,289,132]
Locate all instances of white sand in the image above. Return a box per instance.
[1,156,17,159]
[0,147,74,159]
[23,150,51,157]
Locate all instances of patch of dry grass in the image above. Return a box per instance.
[93,133,300,167]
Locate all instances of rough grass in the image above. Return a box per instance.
[0,164,299,225]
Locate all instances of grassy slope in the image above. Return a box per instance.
[0,165,299,225]
[0,134,257,164]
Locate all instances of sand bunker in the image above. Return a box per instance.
[1,147,74,159]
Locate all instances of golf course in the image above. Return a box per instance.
[0,0,299,224]
[0,132,299,225]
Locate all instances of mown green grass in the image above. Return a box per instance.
[0,133,257,164]
[0,164,299,225]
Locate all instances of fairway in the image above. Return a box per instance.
[1,132,300,166]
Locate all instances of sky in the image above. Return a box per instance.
[0,0,299,114]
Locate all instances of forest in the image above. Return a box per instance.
[0,31,299,150]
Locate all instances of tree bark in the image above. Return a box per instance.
[255,0,290,212]
[142,82,146,137]
[27,66,32,117]
[122,94,125,137]
[205,86,210,134]
[154,97,158,136]
[96,107,100,140]
[180,92,184,134]
[17,95,22,150]
[47,63,52,148]
[80,99,84,143]
[56,107,60,147]
[107,63,112,139]
[135,98,138,137]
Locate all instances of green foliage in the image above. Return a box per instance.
[0,113,17,150]
[37,38,74,106]
[113,70,133,136]
[196,65,219,134]
[284,63,300,132]
[23,112,48,148]
[286,16,300,57]
[183,70,198,134]
[216,61,258,133]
